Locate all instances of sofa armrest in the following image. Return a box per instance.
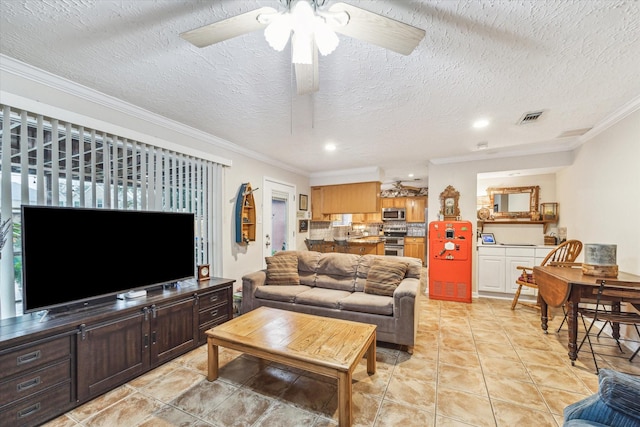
[393,277,419,316]
[241,270,267,314]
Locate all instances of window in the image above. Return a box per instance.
[0,105,223,317]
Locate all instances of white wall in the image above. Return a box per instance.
[556,109,640,274]
[427,109,640,294]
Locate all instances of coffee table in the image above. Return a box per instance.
[206,306,377,427]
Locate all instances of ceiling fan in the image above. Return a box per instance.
[180,0,425,95]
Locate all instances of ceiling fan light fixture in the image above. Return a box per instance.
[263,13,292,51]
[313,16,339,56]
[262,0,340,63]
[291,33,314,64]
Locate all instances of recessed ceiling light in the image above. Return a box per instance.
[473,119,489,129]
[324,143,336,151]
[408,173,414,178]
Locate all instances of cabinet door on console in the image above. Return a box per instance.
[76,312,147,402]
[149,298,197,366]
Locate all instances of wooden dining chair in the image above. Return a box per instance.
[511,239,583,310]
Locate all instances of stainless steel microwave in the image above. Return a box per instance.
[382,208,406,221]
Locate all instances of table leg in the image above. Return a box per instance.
[567,295,579,364]
[366,338,376,375]
[207,337,219,381]
[612,302,621,342]
[540,297,548,333]
[337,371,352,427]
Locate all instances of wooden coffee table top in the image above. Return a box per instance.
[206,306,376,373]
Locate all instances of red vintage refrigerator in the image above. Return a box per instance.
[428,220,473,303]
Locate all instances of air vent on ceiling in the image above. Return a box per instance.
[517,110,544,124]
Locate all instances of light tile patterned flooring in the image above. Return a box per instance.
[44,293,640,427]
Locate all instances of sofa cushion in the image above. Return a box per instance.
[364,258,409,296]
[356,255,422,291]
[255,285,313,303]
[294,288,353,309]
[266,254,300,285]
[598,368,640,419]
[339,292,394,316]
[315,252,359,291]
[295,250,321,286]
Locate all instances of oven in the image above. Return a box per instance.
[384,237,405,257]
[382,208,406,221]
[383,231,405,257]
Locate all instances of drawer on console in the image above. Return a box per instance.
[199,302,230,326]
[198,288,229,311]
[0,359,71,405]
[198,316,230,344]
[0,336,72,378]
[0,381,72,427]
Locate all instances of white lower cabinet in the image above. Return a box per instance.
[477,245,555,296]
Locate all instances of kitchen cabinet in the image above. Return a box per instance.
[404,236,425,265]
[381,198,406,208]
[314,182,380,214]
[477,246,554,295]
[351,213,382,223]
[310,187,324,220]
[406,197,426,222]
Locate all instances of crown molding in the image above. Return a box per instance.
[430,94,640,166]
[0,54,308,176]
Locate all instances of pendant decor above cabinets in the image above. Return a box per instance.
[236,182,257,245]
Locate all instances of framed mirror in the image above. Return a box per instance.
[487,186,539,219]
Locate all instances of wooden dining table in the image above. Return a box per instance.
[534,265,640,364]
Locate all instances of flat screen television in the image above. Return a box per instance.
[21,205,195,314]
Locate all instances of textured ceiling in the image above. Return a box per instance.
[1,0,639,185]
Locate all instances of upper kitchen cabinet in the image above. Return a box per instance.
[381,198,406,208]
[310,187,324,220]
[312,182,380,215]
[406,197,426,222]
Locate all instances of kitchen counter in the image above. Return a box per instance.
[476,243,556,249]
[346,236,385,244]
[304,237,385,255]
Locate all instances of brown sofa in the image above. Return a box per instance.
[241,250,422,352]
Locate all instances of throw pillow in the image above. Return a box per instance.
[265,254,300,286]
[364,258,409,296]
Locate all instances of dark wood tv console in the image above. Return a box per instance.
[0,277,234,427]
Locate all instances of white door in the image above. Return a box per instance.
[262,177,296,266]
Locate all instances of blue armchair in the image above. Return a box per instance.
[564,369,640,427]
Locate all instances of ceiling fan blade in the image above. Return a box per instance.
[180,7,276,48]
[328,3,425,55]
[294,48,319,95]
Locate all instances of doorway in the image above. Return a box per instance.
[262,177,296,266]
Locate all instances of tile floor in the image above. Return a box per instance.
[43,293,640,427]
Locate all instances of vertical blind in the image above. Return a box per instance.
[0,104,224,318]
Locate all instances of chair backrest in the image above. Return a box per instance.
[541,239,583,266]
